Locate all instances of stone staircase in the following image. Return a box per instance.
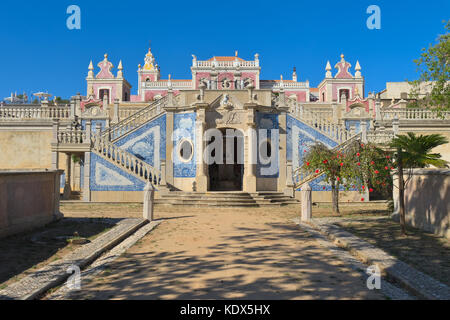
[155,191,300,207]
[102,95,167,142]
[91,134,162,185]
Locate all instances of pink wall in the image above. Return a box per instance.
[93,83,117,104]
[195,72,211,89]
[332,83,356,101]
[286,90,307,102]
[218,72,235,90]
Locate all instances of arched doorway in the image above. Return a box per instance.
[208,128,244,191]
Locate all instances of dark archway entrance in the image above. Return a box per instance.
[208,128,244,191]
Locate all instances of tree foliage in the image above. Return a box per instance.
[410,20,450,110]
[389,132,449,235]
[300,141,393,214]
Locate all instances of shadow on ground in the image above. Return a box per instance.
[67,212,383,300]
[0,218,118,286]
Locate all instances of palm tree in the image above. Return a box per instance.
[390,132,449,235]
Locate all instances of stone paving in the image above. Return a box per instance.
[56,207,392,300]
[307,217,450,300]
[0,218,147,300]
[46,220,161,300]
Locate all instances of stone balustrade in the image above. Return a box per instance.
[0,106,71,120]
[142,80,192,89]
[292,132,362,189]
[119,107,144,120]
[91,135,161,185]
[57,128,86,144]
[195,60,258,68]
[380,108,450,121]
[104,96,168,141]
[367,130,395,144]
[298,109,351,143]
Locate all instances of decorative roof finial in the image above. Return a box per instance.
[340,53,345,62]
[292,67,297,82]
[88,60,94,78]
[117,60,123,78]
[325,60,332,78]
[235,50,238,57]
[355,60,362,78]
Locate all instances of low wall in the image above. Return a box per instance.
[393,169,450,238]
[0,169,63,238]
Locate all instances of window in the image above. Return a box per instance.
[259,139,272,165]
[99,89,110,103]
[178,139,193,162]
[339,89,350,102]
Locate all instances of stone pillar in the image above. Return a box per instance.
[195,108,208,192]
[278,111,288,192]
[83,151,91,202]
[53,169,63,220]
[70,97,76,119]
[393,116,399,137]
[360,120,368,144]
[112,98,119,124]
[165,111,174,187]
[279,89,286,108]
[63,153,72,200]
[51,119,59,170]
[284,160,294,197]
[143,181,155,221]
[75,93,82,117]
[244,123,257,193]
[332,102,339,123]
[375,100,382,121]
[301,182,312,221]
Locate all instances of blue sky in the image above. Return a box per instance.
[0,0,448,100]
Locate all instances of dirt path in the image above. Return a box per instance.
[60,205,385,299]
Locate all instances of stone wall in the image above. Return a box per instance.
[393,169,450,238]
[0,170,63,238]
[0,128,68,170]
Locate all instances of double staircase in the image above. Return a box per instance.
[156,191,300,207]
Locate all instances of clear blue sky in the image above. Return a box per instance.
[0,0,448,100]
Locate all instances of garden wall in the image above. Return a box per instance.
[0,170,63,238]
[393,169,450,238]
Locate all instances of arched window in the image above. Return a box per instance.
[339,89,350,102]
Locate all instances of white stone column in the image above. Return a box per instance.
[51,119,59,170]
[83,151,91,202]
[143,181,155,221]
[301,183,312,221]
[375,100,382,121]
[83,120,92,202]
[244,124,257,193]
[360,120,368,144]
[112,98,119,124]
[393,116,399,137]
[63,154,72,200]
[195,108,208,192]
[284,160,294,197]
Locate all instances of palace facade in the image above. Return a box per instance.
[2,46,449,204]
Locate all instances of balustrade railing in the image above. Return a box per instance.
[91,135,160,184]
[380,108,450,121]
[292,132,362,189]
[57,128,86,144]
[295,108,351,143]
[103,96,168,141]
[0,106,70,120]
